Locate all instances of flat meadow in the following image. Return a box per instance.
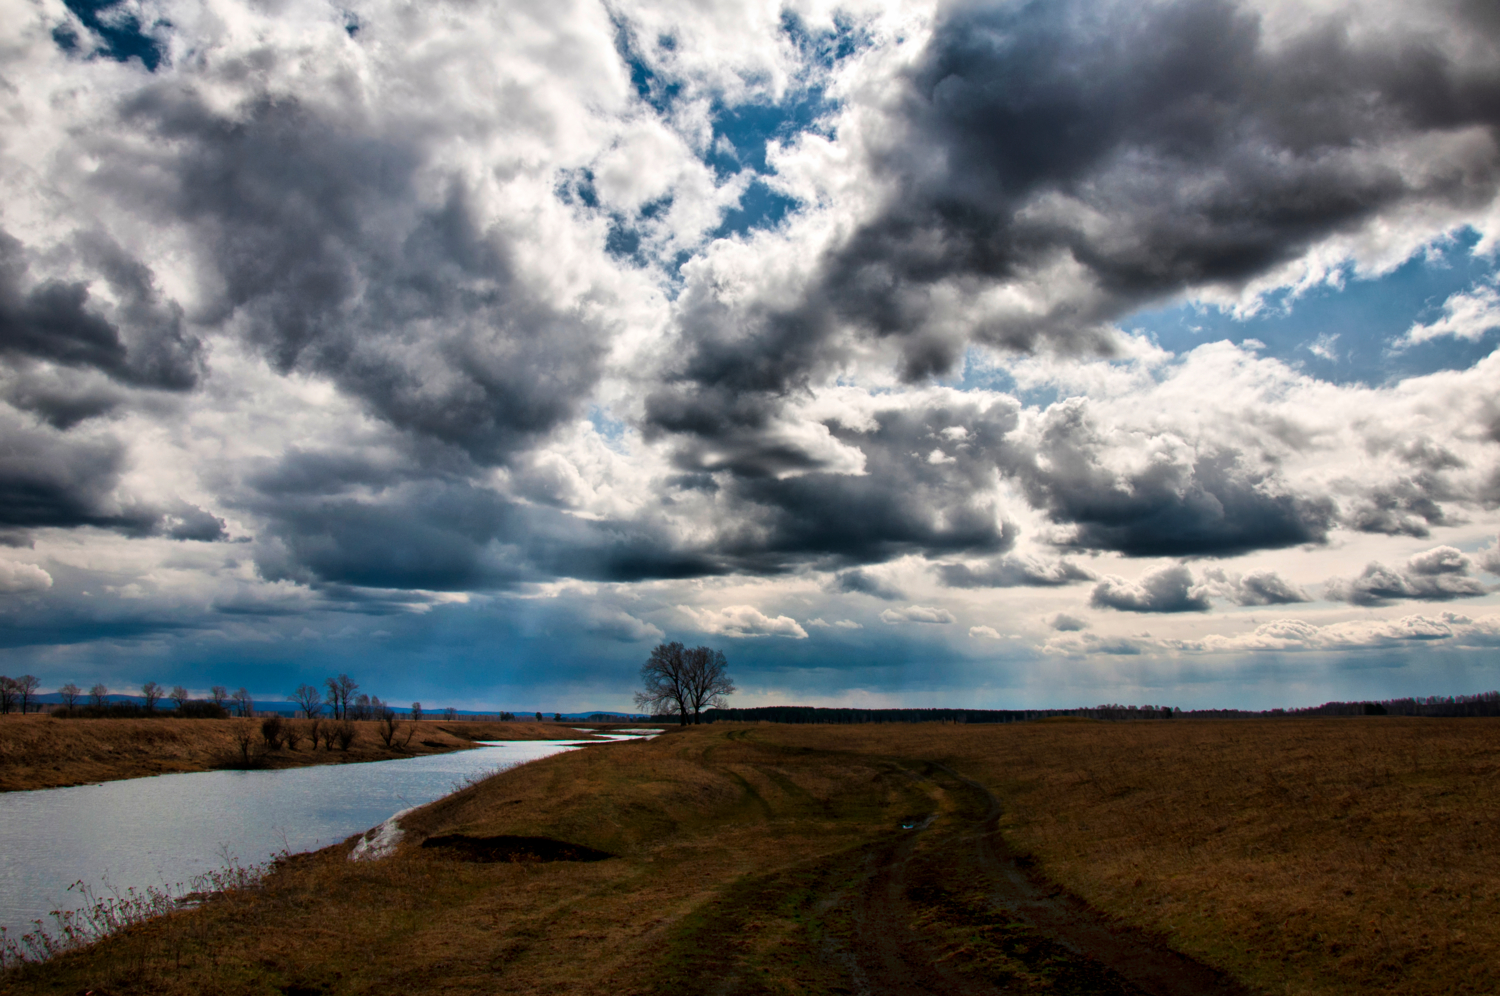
[0,717,1494,996]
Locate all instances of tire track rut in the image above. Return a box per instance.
[838,761,1257,996]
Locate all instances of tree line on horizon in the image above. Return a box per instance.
[700,692,1500,724]
[0,676,255,718]
[1180,691,1500,719]
[0,671,527,723]
[700,704,1179,725]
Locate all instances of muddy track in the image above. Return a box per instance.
[839,761,1259,996]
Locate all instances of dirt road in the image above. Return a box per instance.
[834,761,1256,995]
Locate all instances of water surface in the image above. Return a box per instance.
[0,738,625,939]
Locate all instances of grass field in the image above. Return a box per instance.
[0,714,595,792]
[2,718,1496,996]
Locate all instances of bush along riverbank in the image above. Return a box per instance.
[0,715,596,791]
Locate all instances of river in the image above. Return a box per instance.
[0,734,646,942]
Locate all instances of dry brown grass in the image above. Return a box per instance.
[758,717,1500,996]
[0,727,930,995]
[3,719,1496,996]
[0,714,590,792]
[944,718,1500,996]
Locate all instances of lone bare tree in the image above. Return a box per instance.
[140,681,163,712]
[289,684,323,718]
[634,643,735,725]
[0,676,15,714]
[233,687,254,718]
[89,683,108,709]
[170,685,191,712]
[58,682,81,711]
[210,685,229,710]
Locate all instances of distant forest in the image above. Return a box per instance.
[703,691,1500,724]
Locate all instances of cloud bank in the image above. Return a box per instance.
[1,0,1498,708]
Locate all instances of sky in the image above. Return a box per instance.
[1,0,1499,713]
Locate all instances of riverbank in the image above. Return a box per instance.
[0,714,598,792]
[3,718,1496,995]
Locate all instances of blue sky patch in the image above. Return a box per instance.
[59,0,165,70]
[610,15,682,115]
[714,179,798,239]
[1125,229,1499,386]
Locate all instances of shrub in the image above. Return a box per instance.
[335,721,357,750]
[283,721,305,751]
[232,722,255,766]
[378,713,413,750]
[260,715,284,749]
[176,701,229,719]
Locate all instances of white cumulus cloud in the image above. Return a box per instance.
[682,604,808,639]
[0,560,52,594]
[881,605,956,625]
[1397,281,1500,347]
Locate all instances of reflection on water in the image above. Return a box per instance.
[0,737,633,938]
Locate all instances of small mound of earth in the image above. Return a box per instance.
[419,834,614,863]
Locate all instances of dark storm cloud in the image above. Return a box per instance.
[0,413,155,534]
[657,0,1500,397]
[830,0,1500,349]
[1203,568,1311,606]
[649,385,1335,569]
[706,400,1020,569]
[0,229,202,394]
[936,553,1093,588]
[1006,400,1336,556]
[242,461,721,592]
[1346,484,1454,537]
[240,398,1025,591]
[1,369,130,430]
[1345,441,1469,536]
[1049,612,1087,631]
[1325,545,1489,605]
[645,0,1478,562]
[249,482,526,592]
[159,502,228,542]
[828,568,904,600]
[1091,563,1211,613]
[0,408,225,540]
[91,88,606,465]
